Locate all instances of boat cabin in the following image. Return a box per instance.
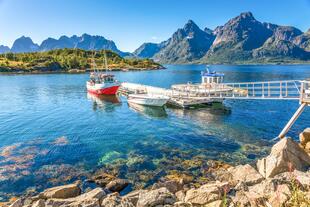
[201,69,224,84]
[90,73,116,83]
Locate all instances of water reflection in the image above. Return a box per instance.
[170,103,231,123]
[87,93,121,112]
[128,103,168,118]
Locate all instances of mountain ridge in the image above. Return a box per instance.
[134,12,310,64]
[1,34,130,57]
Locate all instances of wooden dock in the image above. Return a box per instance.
[120,80,310,138]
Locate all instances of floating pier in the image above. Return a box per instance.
[120,80,310,138]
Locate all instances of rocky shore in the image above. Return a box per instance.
[3,129,310,207]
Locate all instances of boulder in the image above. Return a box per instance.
[73,187,106,202]
[8,198,24,207]
[231,190,267,207]
[305,142,310,153]
[248,179,276,197]
[204,200,223,207]
[45,188,105,207]
[268,184,291,207]
[39,183,81,199]
[136,187,176,207]
[227,164,264,186]
[175,190,186,202]
[173,201,192,207]
[300,128,310,146]
[32,199,45,207]
[184,182,229,205]
[122,190,145,206]
[152,180,183,193]
[106,179,129,192]
[100,193,122,207]
[257,138,310,178]
[274,170,310,188]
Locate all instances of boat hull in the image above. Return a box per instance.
[128,95,169,107]
[87,82,120,95]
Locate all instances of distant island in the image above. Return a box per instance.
[1,12,310,65]
[0,49,164,73]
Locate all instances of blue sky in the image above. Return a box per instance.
[0,0,310,52]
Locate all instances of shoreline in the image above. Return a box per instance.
[0,67,166,75]
[2,130,310,207]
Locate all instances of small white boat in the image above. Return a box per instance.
[128,94,169,107]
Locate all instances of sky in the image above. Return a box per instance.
[0,0,310,52]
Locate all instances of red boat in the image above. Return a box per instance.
[87,74,120,95]
[86,52,120,95]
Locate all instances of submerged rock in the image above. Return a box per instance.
[106,179,129,192]
[257,138,310,178]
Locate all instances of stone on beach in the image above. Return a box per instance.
[300,128,310,146]
[184,181,229,205]
[257,137,310,178]
[39,183,81,199]
[227,164,264,186]
[136,187,176,207]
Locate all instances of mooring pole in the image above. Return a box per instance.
[278,103,307,139]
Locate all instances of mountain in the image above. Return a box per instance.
[252,26,310,61]
[11,36,39,53]
[133,42,166,58]
[0,45,10,54]
[6,34,129,56]
[39,36,76,51]
[203,12,273,63]
[293,30,310,52]
[152,20,215,63]
[134,12,310,64]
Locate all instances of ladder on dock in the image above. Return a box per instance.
[120,80,310,138]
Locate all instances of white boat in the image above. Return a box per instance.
[128,94,169,107]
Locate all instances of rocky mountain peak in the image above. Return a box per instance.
[239,11,254,20]
[11,36,39,53]
[183,20,200,32]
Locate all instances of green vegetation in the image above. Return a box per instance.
[0,49,164,73]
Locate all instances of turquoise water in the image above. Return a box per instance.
[0,64,310,199]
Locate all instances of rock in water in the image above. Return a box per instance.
[257,138,310,178]
[136,187,176,207]
[106,179,129,192]
[39,183,81,199]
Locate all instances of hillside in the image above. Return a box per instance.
[0,49,164,73]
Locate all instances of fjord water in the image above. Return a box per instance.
[1,65,310,198]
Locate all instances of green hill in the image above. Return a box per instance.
[0,48,164,73]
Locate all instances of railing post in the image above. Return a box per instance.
[280,81,283,98]
[262,83,265,98]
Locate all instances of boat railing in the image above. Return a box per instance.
[300,81,310,104]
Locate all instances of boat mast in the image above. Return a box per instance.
[104,50,109,73]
